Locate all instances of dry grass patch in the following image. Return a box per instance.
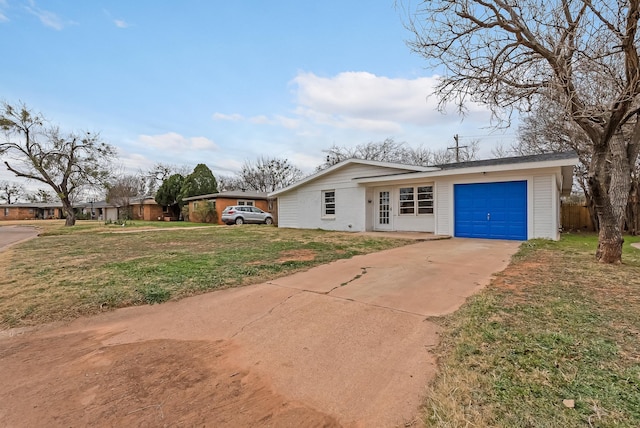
[1,224,409,328]
[423,234,640,428]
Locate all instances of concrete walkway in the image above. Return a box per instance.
[1,238,520,427]
[0,225,39,252]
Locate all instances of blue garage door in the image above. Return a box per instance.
[454,181,527,240]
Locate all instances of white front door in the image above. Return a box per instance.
[375,189,393,231]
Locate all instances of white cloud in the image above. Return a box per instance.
[114,19,129,28]
[248,115,270,124]
[0,13,8,23]
[26,0,68,30]
[213,112,243,121]
[138,132,219,152]
[291,71,443,130]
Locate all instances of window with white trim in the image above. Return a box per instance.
[398,185,434,215]
[399,187,415,214]
[417,186,434,214]
[237,200,254,206]
[322,190,335,217]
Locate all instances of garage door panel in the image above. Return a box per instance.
[454,181,527,240]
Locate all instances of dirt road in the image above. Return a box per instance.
[0,238,519,427]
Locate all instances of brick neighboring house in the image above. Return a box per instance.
[88,197,165,221]
[183,190,275,224]
[1,203,64,221]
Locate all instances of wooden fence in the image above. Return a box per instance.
[561,204,595,231]
[561,203,640,233]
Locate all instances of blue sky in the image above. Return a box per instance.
[0,0,516,189]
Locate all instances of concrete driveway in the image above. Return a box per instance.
[0,238,519,427]
[0,225,39,252]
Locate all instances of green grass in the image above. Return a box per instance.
[423,233,640,427]
[0,223,410,328]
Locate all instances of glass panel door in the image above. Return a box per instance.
[376,189,392,230]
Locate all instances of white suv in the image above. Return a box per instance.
[221,206,274,225]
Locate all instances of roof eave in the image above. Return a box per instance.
[354,157,579,185]
[269,158,432,197]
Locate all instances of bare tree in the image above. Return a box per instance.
[516,103,600,229]
[105,174,146,220]
[490,143,514,159]
[143,163,191,197]
[0,180,25,204]
[217,174,245,192]
[239,157,303,193]
[26,189,58,203]
[0,102,116,226]
[405,0,640,263]
[317,138,479,170]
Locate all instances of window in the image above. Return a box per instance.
[3,207,8,217]
[193,202,199,209]
[139,205,143,216]
[237,200,254,206]
[322,190,335,217]
[399,185,434,215]
[417,186,434,214]
[399,187,415,214]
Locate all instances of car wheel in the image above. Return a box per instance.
[265,217,273,225]
[235,217,244,225]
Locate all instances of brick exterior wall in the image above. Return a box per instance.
[131,203,165,221]
[188,197,271,224]
[2,206,37,220]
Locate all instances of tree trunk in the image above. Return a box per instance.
[627,179,639,235]
[589,135,632,263]
[61,198,76,227]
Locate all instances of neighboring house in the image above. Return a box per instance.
[129,197,166,221]
[183,190,273,224]
[0,203,64,221]
[87,197,165,221]
[269,152,578,241]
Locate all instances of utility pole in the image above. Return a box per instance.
[448,134,468,162]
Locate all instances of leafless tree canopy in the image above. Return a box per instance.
[238,157,303,193]
[26,189,58,203]
[0,180,25,204]
[317,138,479,171]
[405,0,640,262]
[0,102,117,226]
[106,174,145,206]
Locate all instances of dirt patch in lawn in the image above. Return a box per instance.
[0,332,339,427]
[277,249,317,263]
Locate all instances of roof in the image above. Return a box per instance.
[0,202,63,208]
[182,190,269,202]
[353,151,578,186]
[269,158,435,197]
[267,152,579,197]
[434,151,578,170]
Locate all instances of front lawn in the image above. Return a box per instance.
[423,233,640,427]
[0,223,410,328]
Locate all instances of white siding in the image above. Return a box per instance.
[533,175,553,239]
[389,183,435,232]
[432,168,564,240]
[277,164,409,232]
[277,193,298,228]
[279,163,565,240]
[435,181,450,236]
